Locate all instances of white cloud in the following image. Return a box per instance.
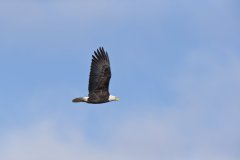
[0,120,102,160]
[1,0,238,38]
[1,108,239,160]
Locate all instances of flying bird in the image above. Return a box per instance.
[72,47,119,104]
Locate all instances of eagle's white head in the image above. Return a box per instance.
[108,95,120,101]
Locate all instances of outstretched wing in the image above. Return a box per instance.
[88,47,111,96]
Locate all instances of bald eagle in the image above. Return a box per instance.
[72,47,119,104]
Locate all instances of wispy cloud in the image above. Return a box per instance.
[0,0,169,29]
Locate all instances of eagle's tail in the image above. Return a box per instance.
[72,97,88,103]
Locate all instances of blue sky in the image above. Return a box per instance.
[0,0,240,159]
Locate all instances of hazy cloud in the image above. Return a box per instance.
[1,51,239,160]
[0,1,239,160]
